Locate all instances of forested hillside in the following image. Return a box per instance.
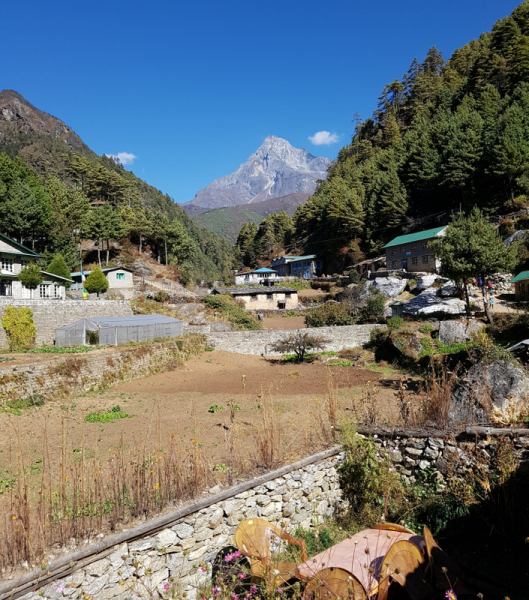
[0,91,234,284]
[238,1,529,272]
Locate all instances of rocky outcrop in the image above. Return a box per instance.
[185,136,329,209]
[438,320,485,345]
[364,277,407,298]
[403,288,466,317]
[451,360,529,425]
[416,274,438,290]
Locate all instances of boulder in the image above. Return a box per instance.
[403,288,466,317]
[450,360,529,425]
[390,331,422,360]
[438,320,486,345]
[416,274,438,290]
[439,281,458,297]
[364,277,407,298]
[131,260,154,277]
[438,321,468,345]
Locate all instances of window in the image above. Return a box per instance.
[422,255,429,264]
[250,295,258,302]
[411,244,416,251]
[422,242,428,249]
[391,249,397,255]
[392,261,398,268]
[285,293,291,298]
[116,272,125,280]
[1,258,13,272]
[39,284,48,298]
[53,284,60,297]
[266,293,273,300]
[411,257,418,266]
[401,247,405,254]
[20,259,29,269]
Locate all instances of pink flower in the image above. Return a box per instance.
[230,594,239,600]
[237,573,246,579]
[225,553,233,562]
[250,585,258,594]
[200,567,207,572]
[56,585,64,593]
[234,551,242,558]
[445,591,457,600]
[276,588,284,595]
[164,582,171,590]
[213,587,221,596]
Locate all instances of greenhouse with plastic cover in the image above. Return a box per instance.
[55,314,183,347]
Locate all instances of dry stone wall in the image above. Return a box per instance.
[206,324,384,356]
[0,340,192,403]
[6,431,528,600]
[0,300,133,349]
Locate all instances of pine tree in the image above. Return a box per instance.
[47,254,72,288]
[84,266,109,296]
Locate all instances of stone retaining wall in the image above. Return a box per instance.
[206,325,384,356]
[0,300,133,349]
[0,339,198,403]
[7,430,529,600]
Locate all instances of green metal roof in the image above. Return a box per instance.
[0,233,42,257]
[382,226,447,249]
[510,271,529,283]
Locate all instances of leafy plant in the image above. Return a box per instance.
[18,263,43,297]
[84,266,109,296]
[387,317,404,328]
[419,323,434,334]
[203,294,262,331]
[209,404,224,414]
[84,409,133,423]
[305,302,355,327]
[1,306,36,351]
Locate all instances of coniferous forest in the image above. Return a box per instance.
[235,1,529,273]
[0,126,234,284]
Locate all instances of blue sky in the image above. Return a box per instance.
[1,0,521,203]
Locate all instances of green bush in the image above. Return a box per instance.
[1,307,37,351]
[348,269,361,284]
[387,317,404,329]
[304,302,355,327]
[420,337,434,355]
[360,288,386,323]
[203,294,262,330]
[84,266,109,295]
[419,323,434,334]
[47,254,72,288]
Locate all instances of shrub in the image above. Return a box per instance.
[85,408,133,423]
[269,331,330,362]
[84,266,109,296]
[348,269,361,284]
[387,317,404,329]
[360,288,386,323]
[203,294,262,330]
[1,307,36,351]
[407,278,417,290]
[304,302,355,327]
[419,323,434,334]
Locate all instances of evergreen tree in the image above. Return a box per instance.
[429,208,517,319]
[18,263,43,299]
[84,266,109,296]
[47,254,72,288]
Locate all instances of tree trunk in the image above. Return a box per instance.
[97,240,101,267]
[164,239,168,265]
[463,279,471,317]
[481,276,494,324]
[106,239,110,266]
[139,232,143,254]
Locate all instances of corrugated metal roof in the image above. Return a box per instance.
[71,267,132,277]
[510,271,529,283]
[382,226,447,249]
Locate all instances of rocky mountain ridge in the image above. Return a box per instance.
[184,135,329,210]
[0,89,91,154]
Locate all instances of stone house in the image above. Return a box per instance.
[212,286,298,310]
[0,233,72,299]
[348,256,386,276]
[271,255,323,279]
[382,226,446,273]
[234,267,280,285]
[510,271,529,300]
[70,266,134,297]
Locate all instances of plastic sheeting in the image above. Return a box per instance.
[55,314,183,347]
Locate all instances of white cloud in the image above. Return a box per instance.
[105,152,137,165]
[308,131,339,146]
